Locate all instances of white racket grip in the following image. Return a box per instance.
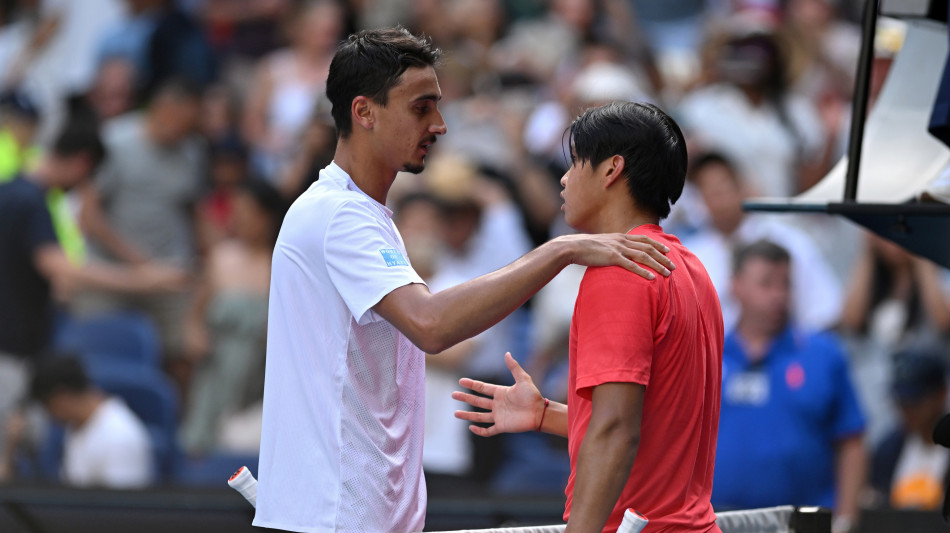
[228,466,258,508]
[617,508,648,533]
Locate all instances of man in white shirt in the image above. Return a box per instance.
[682,151,843,332]
[255,27,676,533]
[29,356,152,488]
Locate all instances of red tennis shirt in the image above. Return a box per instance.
[564,224,724,533]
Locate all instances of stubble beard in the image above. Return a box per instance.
[403,162,425,174]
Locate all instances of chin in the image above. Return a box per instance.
[403,162,425,174]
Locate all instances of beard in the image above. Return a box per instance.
[403,161,425,174]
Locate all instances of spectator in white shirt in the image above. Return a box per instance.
[29,356,152,488]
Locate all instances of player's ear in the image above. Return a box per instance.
[603,154,626,189]
[351,96,375,131]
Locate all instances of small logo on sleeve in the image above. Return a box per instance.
[380,248,409,267]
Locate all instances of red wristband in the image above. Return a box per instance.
[536,397,550,432]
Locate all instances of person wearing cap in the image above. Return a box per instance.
[870,351,950,510]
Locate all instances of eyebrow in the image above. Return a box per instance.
[411,94,442,104]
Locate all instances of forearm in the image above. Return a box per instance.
[834,436,867,530]
[913,259,950,332]
[566,421,639,533]
[537,399,568,438]
[838,253,873,332]
[70,263,155,293]
[80,197,148,264]
[384,238,573,353]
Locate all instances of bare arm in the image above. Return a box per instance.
[913,258,950,333]
[838,243,873,333]
[182,263,214,360]
[34,244,185,295]
[833,435,866,533]
[565,382,644,533]
[375,233,674,354]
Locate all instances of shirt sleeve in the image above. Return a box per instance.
[325,201,425,324]
[574,266,657,393]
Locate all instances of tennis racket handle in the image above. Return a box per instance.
[228,466,258,508]
[617,508,648,533]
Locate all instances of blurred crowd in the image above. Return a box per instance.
[1,0,949,525]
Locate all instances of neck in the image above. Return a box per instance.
[736,319,782,363]
[333,137,396,205]
[72,392,105,429]
[594,196,658,235]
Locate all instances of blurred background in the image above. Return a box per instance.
[0,0,949,531]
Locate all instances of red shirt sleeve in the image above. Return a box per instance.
[573,265,658,393]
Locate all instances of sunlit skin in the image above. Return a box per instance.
[334,66,447,204]
[559,150,656,235]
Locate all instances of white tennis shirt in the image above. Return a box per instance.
[254,162,427,533]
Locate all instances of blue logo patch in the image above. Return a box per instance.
[380,248,409,267]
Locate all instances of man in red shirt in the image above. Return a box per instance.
[454,102,724,533]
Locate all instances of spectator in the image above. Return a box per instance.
[75,77,205,383]
[273,95,335,200]
[840,234,950,356]
[713,240,866,533]
[422,154,534,485]
[27,355,153,488]
[85,57,136,122]
[839,235,950,445]
[393,191,481,493]
[870,351,949,511]
[97,0,166,93]
[678,20,829,197]
[195,133,250,252]
[0,119,182,480]
[179,178,284,456]
[241,0,344,182]
[683,151,843,332]
[0,88,40,181]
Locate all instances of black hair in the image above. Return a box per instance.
[30,355,91,403]
[687,151,739,184]
[240,177,288,244]
[242,177,286,219]
[150,76,203,105]
[326,26,441,139]
[51,118,106,169]
[568,101,687,219]
[732,239,791,275]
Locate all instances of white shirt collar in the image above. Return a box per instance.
[322,161,393,217]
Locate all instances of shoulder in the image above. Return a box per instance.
[99,398,149,438]
[0,179,47,218]
[579,265,658,306]
[294,185,379,226]
[793,329,849,369]
[1,178,43,202]
[102,113,144,146]
[802,329,845,353]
